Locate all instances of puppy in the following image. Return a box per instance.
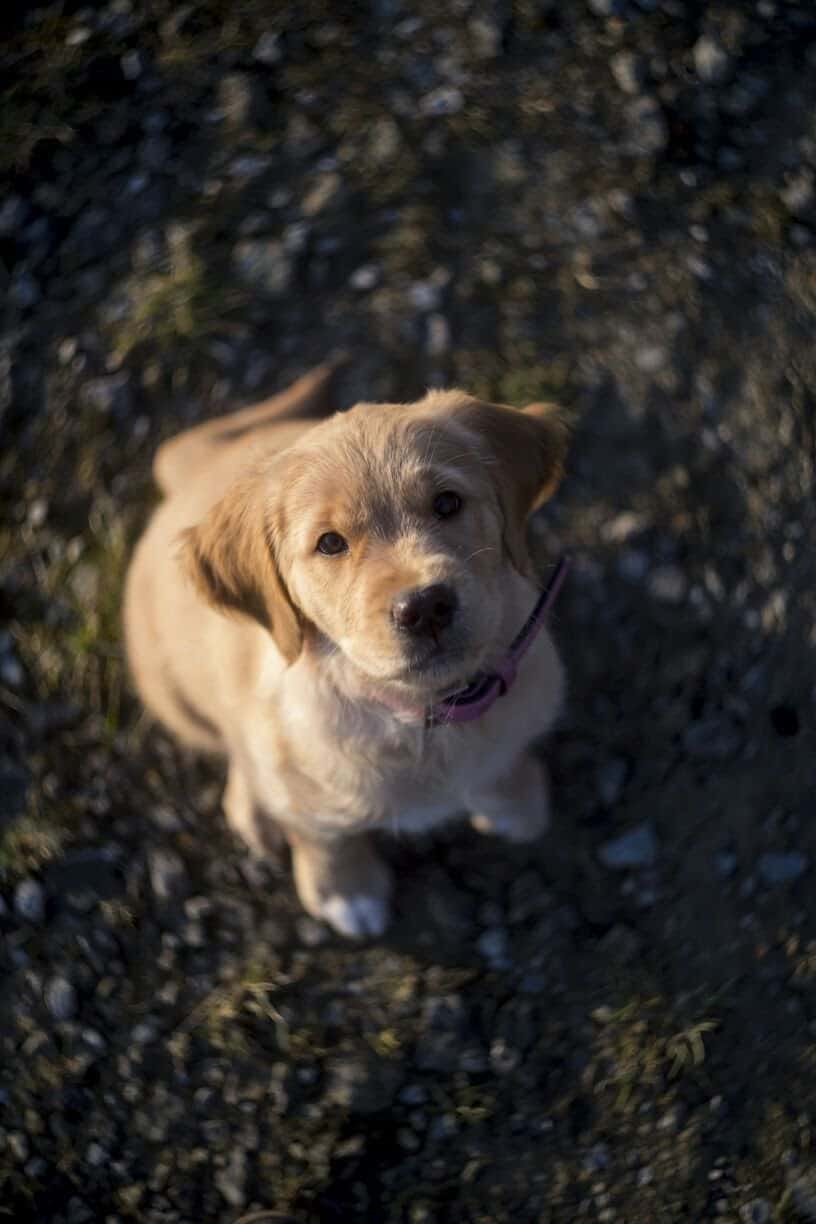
[124,361,568,937]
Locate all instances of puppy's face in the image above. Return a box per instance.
[185,391,566,698]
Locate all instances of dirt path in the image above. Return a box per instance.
[1,2,816,1220]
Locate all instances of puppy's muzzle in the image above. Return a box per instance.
[391,583,458,639]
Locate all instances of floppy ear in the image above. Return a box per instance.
[454,399,568,573]
[180,473,303,663]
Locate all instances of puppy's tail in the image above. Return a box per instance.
[153,354,349,496]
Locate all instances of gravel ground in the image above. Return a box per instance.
[2,2,816,1221]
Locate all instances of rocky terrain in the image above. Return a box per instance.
[2,1,816,1220]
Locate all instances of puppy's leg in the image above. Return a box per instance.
[287,830,392,939]
[468,753,551,844]
[223,759,283,857]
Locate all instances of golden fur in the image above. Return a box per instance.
[124,361,568,937]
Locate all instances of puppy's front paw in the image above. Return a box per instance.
[321,892,390,939]
[290,832,393,939]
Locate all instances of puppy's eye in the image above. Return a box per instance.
[316,532,348,556]
[433,491,462,519]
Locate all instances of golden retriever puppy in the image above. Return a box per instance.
[124,361,568,937]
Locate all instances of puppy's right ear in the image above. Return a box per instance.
[180,474,303,664]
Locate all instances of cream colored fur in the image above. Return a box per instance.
[124,361,567,937]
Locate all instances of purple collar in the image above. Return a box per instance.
[424,556,569,728]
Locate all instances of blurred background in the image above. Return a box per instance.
[1,2,816,1221]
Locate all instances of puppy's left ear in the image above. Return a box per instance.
[455,399,568,573]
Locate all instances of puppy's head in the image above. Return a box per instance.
[183,391,566,698]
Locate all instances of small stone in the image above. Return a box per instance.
[120,50,142,80]
[253,32,282,65]
[399,1084,427,1106]
[468,16,502,59]
[426,314,450,357]
[788,1168,816,1222]
[611,51,645,95]
[44,976,78,1021]
[489,1038,520,1073]
[715,850,738,879]
[598,757,628,806]
[184,896,213,921]
[301,172,341,217]
[86,1142,107,1167]
[584,1143,610,1171]
[148,847,189,919]
[693,36,732,85]
[326,1056,402,1114]
[0,196,27,236]
[626,96,668,156]
[635,344,668,374]
[597,924,643,963]
[234,240,292,295]
[218,73,254,126]
[619,549,649,581]
[780,172,814,216]
[81,373,131,414]
[478,257,502,285]
[648,565,687,604]
[216,1148,248,1208]
[723,74,769,118]
[684,718,742,760]
[477,927,509,964]
[0,655,23,686]
[296,915,329,946]
[602,512,645,543]
[739,1201,771,1224]
[758,852,809,886]
[131,1021,157,1045]
[14,879,45,924]
[420,87,464,117]
[588,0,619,14]
[10,273,39,310]
[367,116,401,165]
[349,263,380,291]
[599,822,658,870]
[8,1132,29,1162]
[409,280,443,312]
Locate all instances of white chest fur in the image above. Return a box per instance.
[242,624,564,841]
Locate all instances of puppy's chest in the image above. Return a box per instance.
[297,718,512,833]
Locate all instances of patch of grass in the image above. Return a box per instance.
[13,496,130,737]
[0,810,65,882]
[109,227,242,365]
[174,954,289,1057]
[375,204,442,279]
[784,933,816,982]
[735,1103,814,1223]
[589,996,719,1114]
[748,184,789,245]
[454,345,576,410]
[0,89,77,173]
[368,1027,403,1057]
[0,14,121,172]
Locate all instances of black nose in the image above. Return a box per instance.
[391,583,458,637]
